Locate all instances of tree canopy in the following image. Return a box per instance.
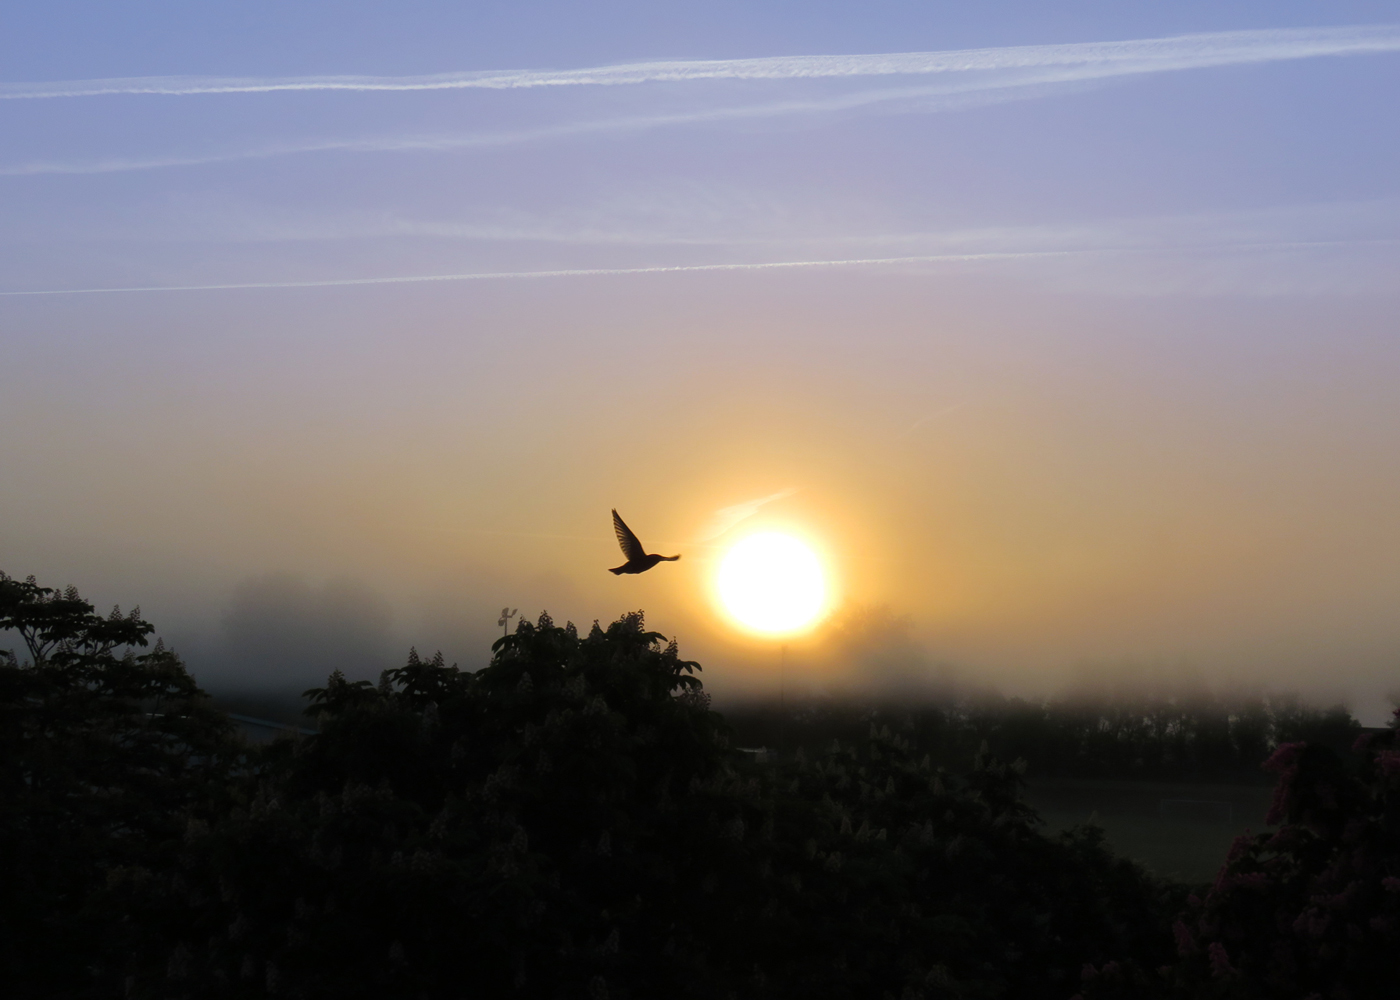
[0,572,234,998]
[107,610,1171,999]
[3,571,1397,1000]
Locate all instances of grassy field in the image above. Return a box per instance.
[1024,778,1276,884]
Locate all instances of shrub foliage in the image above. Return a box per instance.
[1168,728,1400,998]
[3,570,1397,999]
[110,611,1169,999]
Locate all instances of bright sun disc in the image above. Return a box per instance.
[717,532,827,635]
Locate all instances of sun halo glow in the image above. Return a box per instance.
[716,532,827,635]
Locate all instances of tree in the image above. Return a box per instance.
[0,572,234,999]
[132,610,1175,999]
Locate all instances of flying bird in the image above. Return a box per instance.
[609,509,681,575]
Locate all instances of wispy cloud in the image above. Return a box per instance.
[2,239,1394,298]
[6,24,1398,178]
[696,489,800,543]
[0,250,1052,294]
[3,25,1397,100]
[0,80,1084,177]
[899,403,972,439]
[0,251,1088,297]
[56,195,1398,253]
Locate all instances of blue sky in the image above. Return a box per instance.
[3,2,1399,293]
[3,1,1400,716]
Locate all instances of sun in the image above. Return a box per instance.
[717,532,828,635]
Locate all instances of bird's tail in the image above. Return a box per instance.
[608,566,626,575]
[662,555,681,561]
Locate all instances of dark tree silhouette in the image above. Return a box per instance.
[124,611,1175,999]
[11,566,1394,1000]
[0,571,234,999]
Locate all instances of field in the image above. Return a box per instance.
[1024,778,1277,884]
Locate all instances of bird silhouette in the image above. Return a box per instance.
[609,509,681,575]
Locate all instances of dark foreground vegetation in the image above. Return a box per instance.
[3,571,1399,999]
[726,692,1364,786]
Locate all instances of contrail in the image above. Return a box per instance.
[696,489,800,542]
[0,82,1029,177]
[2,25,1397,100]
[8,25,1399,178]
[0,251,1078,297]
[1,240,1392,297]
[899,402,972,439]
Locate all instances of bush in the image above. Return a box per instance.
[33,571,1374,999]
[1170,718,1400,999]
[123,611,1175,999]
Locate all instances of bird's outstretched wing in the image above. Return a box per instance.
[612,509,646,561]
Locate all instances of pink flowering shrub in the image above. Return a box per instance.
[1170,710,1400,998]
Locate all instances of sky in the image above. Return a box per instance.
[2,1,1400,720]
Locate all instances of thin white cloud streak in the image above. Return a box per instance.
[0,251,1090,297]
[8,23,1399,178]
[2,240,1393,298]
[70,196,1400,252]
[3,24,1398,100]
[695,489,800,543]
[0,80,1069,177]
[899,403,972,439]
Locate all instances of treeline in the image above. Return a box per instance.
[726,692,1364,783]
[4,570,1399,1000]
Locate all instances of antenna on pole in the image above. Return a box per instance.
[498,607,518,637]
